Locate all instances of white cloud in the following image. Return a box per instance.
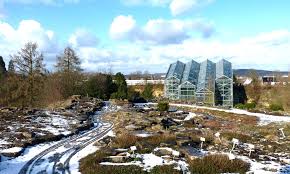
[109,15,215,44]
[1,19,289,73]
[0,19,59,66]
[109,15,137,40]
[121,0,214,16]
[69,29,98,47]
[170,0,196,16]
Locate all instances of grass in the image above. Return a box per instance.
[221,131,252,143]
[112,133,140,148]
[150,165,181,174]
[188,154,250,174]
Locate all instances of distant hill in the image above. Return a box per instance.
[233,69,289,77]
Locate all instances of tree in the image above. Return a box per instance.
[8,59,15,74]
[111,72,127,100]
[85,73,115,100]
[247,69,261,104]
[11,42,46,106]
[56,47,82,72]
[141,83,154,100]
[0,56,7,80]
[157,102,169,112]
[55,47,83,98]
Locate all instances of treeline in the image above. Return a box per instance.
[0,42,154,108]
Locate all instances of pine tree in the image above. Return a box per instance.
[11,42,46,107]
[0,56,7,80]
[142,83,154,100]
[8,59,15,73]
[111,72,127,100]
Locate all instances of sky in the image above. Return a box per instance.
[0,0,290,74]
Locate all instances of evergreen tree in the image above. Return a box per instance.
[0,56,7,80]
[8,60,15,73]
[141,83,154,100]
[11,42,46,107]
[111,72,127,100]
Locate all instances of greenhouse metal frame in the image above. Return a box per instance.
[164,59,233,108]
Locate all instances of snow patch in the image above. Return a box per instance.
[184,112,196,121]
[1,147,23,154]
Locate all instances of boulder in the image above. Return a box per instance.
[154,148,173,156]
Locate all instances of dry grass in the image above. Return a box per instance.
[112,133,140,148]
[188,154,250,174]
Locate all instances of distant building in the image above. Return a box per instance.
[164,59,233,108]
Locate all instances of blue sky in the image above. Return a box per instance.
[0,0,290,73]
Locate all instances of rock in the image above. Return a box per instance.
[22,132,35,139]
[108,156,128,163]
[154,148,173,156]
[1,147,24,158]
[125,124,142,131]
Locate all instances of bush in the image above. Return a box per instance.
[269,103,284,111]
[188,154,250,174]
[150,165,181,174]
[235,103,245,109]
[157,102,169,111]
[244,103,256,109]
[112,133,139,148]
[221,132,252,143]
[235,103,256,110]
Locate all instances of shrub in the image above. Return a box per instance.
[221,132,252,143]
[235,103,245,109]
[157,102,169,111]
[188,154,250,174]
[150,165,181,174]
[112,133,139,148]
[269,103,284,111]
[244,103,256,109]
[235,103,256,110]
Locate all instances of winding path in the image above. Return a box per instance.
[18,104,115,174]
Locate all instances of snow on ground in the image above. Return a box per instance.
[0,140,10,148]
[0,142,58,174]
[0,147,23,154]
[147,103,290,125]
[69,144,99,174]
[69,129,114,174]
[184,112,197,121]
[238,155,289,174]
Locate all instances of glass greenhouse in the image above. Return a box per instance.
[164,59,233,107]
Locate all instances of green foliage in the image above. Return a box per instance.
[150,165,181,174]
[85,74,115,100]
[141,83,154,100]
[188,154,250,174]
[157,102,169,111]
[111,72,127,100]
[269,103,284,111]
[245,102,256,109]
[127,87,146,103]
[235,102,256,110]
[8,60,15,73]
[0,56,7,80]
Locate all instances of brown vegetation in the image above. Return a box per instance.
[188,154,250,174]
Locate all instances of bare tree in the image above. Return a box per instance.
[55,47,82,72]
[11,42,45,106]
[55,47,83,98]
